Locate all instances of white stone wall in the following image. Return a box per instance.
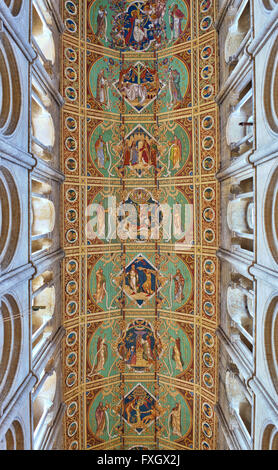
[0,0,65,450]
[217,0,278,450]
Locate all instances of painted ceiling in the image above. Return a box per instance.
[62,0,219,450]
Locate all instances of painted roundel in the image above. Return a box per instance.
[66,372,77,387]
[67,421,78,437]
[204,280,215,295]
[65,116,77,132]
[66,188,78,202]
[202,136,214,151]
[65,18,77,33]
[203,186,215,201]
[66,229,78,244]
[66,259,78,274]
[204,228,215,243]
[201,45,213,60]
[66,280,78,295]
[200,16,212,31]
[203,207,215,223]
[66,331,77,347]
[203,301,215,317]
[67,352,77,367]
[200,0,212,12]
[65,1,77,15]
[203,402,213,419]
[202,115,214,130]
[66,208,78,223]
[69,441,78,450]
[202,156,215,171]
[203,332,215,347]
[65,136,77,152]
[65,47,77,62]
[201,84,214,100]
[201,64,214,80]
[203,372,214,388]
[66,301,78,316]
[202,422,213,438]
[67,401,78,418]
[204,259,215,275]
[65,86,77,102]
[203,352,214,368]
[66,158,78,172]
[65,67,77,82]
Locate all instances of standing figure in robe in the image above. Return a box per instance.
[169,69,182,107]
[95,337,108,373]
[96,70,110,108]
[94,268,106,304]
[95,135,107,169]
[172,337,184,372]
[95,402,108,438]
[170,402,182,436]
[96,6,108,42]
[174,268,185,303]
[169,135,182,169]
[170,4,185,40]
[128,264,139,293]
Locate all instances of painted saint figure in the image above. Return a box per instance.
[169,135,182,169]
[127,264,139,293]
[95,135,108,169]
[95,402,108,438]
[170,402,182,436]
[96,70,110,108]
[172,337,184,372]
[169,68,182,107]
[169,4,185,40]
[95,337,108,373]
[174,268,185,303]
[94,268,106,304]
[96,6,108,42]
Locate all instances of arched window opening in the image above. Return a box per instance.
[32,196,55,236]
[32,272,55,357]
[225,1,251,65]
[228,178,254,253]
[4,421,24,450]
[31,95,55,161]
[33,370,57,450]
[32,4,55,74]
[32,178,52,196]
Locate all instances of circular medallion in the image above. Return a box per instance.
[200,0,212,13]
[69,441,78,450]
[200,16,212,31]
[66,372,77,388]
[65,1,77,15]
[203,402,213,419]
[66,208,78,223]
[66,188,78,202]
[201,45,213,60]
[202,156,215,171]
[202,115,214,130]
[203,186,215,201]
[203,207,215,222]
[65,47,77,62]
[202,441,210,450]
[202,136,214,150]
[66,157,78,172]
[65,66,77,82]
[67,352,77,367]
[66,229,78,244]
[203,332,215,348]
[66,259,78,274]
[66,301,78,316]
[203,301,215,317]
[204,259,215,274]
[65,86,77,102]
[66,280,78,295]
[201,64,214,80]
[204,280,215,295]
[203,372,214,388]
[66,136,77,152]
[66,331,77,347]
[203,352,214,368]
[202,422,213,438]
[67,401,78,418]
[204,228,215,243]
[202,84,214,99]
[65,116,77,132]
[67,421,78,437]
[65,18,77,33]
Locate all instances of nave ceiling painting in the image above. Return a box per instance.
[62,0,219,450]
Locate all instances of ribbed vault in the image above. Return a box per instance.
[62,0,219,450]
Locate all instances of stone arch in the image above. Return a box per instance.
[32,4,55,65]
[0,166,21,272]
[261,423,278,449]
[0,294,22,410]
[264,295,278,393]
[264,167,278,263]
[5,420,24,450]
[0,33,21,136]
[4,0,23,16]
[264,35,278,134]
